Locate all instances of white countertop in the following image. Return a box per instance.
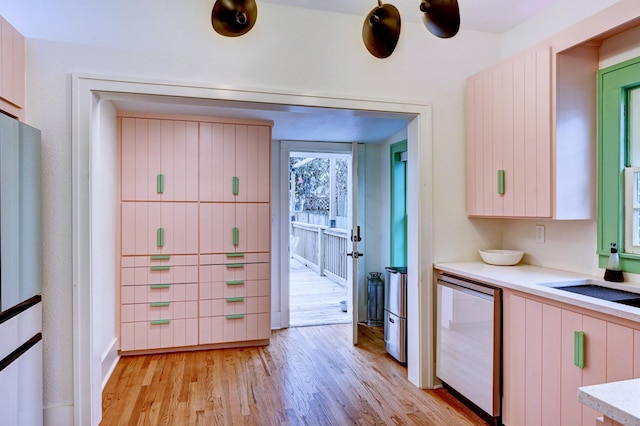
[579,379,640,425]
[434,262,640,323]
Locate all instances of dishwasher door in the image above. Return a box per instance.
[436,275,501,418]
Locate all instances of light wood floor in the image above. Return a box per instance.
[289,258,349,327]
[101,324,489,426]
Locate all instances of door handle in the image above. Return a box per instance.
[347,251,364,258]
[351,226,362,242]
[389,317,395,323]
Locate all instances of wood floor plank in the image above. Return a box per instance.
[102,324,489,426]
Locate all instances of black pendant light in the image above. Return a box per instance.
[211,0,258,37]
[419,0,460,39]
[362,0,401,59]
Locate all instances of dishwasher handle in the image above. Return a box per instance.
[437,275,497,301]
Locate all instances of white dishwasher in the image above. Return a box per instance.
[436,274,502,425]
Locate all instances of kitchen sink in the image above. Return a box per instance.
[539,279,640,308]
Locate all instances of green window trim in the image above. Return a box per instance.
[598,55,640,273]
[390,140,407,267]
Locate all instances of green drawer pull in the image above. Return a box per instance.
[232,227,239,246]
[574,331,585,369]
[150,284,171,289]
[157,174,165,194]
[150,301,170,307]
[150,265,170,271]
[157,227,164,247]
[150,319,170,325]
[226,280,245,285]
[497,170,505,195]
[226,314,244,320]
[226,263,244,269]
[226,297,244,302]
[226,253,245,258]
[150,255,171,260]
[232,176,239,195]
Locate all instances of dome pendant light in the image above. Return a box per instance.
[419,0,460,39]
[211,0,257,37]
[362,0,401,59]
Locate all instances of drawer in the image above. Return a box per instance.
[121,282,198,304]
[0,302,42,361]
[199,313,270,344]
[199,262,269,283]
[200,252,269,265]
[121,300,198,323]
[121,264,198,286]
[120,317,199,351]
[199,296,270,317]
[199,277,269,300]
[121,255,198,268]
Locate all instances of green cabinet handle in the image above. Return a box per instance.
[157,228,164,247]
[232,176,239,195]
[497,170,505,195]
[232,227,239,246]
[226,280,245,285]
[157,174,165,194]
[226,297,244,302]
[226,314,244,320]
[151,255,171,260]
[226,263,244,269]
[150,284,171,289]
[574,331,585,368]
[150,301,170,307]
[150,265,170,271]
[150,319,170,325]
[226,253,245,258]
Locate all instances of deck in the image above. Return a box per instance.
[289,258,350,327]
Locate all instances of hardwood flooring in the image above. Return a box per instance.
[102,324,488,425]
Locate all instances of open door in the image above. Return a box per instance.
[347,142,361,345]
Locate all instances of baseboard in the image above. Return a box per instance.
[44,404,74,426]
[101,338,119,390]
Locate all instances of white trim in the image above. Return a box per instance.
[44,404,74,426]
[72,74,434,424]
[101,338,120,391]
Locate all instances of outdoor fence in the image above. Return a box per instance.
[290,222,349,286]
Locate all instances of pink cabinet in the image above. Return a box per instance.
[503,291,639,426]
[121,117,199,202]
[0,15,25,120]
[199,202,270,254]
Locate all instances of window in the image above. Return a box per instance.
[598,57,640,272]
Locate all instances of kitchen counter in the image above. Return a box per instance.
[579,379,640,425]
[434,262,640,323]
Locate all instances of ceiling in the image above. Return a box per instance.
[112,0,565,144]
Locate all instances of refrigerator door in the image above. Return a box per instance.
[384,267,406,317]
[384,310,406,364]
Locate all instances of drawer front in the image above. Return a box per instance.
[199,252,269,265]
[199,262,269,284]
[121,282,198,305]
[120,318,198,351]
[121,265,198,286]
[199,313,270,344]
[199,276,270,300]
[121,254,198,268]
[199,296,270,317]
[121,300,199,323]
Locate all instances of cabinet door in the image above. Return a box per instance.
[121,118,198,202]
[466,46,551,218]
[199,203,270,254]
[0,16,25,118]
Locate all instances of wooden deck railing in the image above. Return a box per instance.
[290,222,349,285]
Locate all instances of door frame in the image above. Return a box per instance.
[72,74,433,425]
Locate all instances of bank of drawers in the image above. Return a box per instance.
[120,255,198,351]
[199,253,270,344]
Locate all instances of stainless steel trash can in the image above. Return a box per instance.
[367,272,384,326]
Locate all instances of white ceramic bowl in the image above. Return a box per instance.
[479,249,524,266]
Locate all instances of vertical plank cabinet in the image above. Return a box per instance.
[198,122,271,345]
[466,42,597,219]
[0,15,25,121]
[503,290,639,426]
[119,115,272,353]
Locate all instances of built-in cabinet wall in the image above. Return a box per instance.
[0,15,25,121]
[503,290,640,426]
[119,114,272,353]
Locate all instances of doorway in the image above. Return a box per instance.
[288,152,351,327]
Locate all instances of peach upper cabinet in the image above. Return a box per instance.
[0,15,26,121]
[466,43,597,219]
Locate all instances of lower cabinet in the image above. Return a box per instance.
[503,290,640,426]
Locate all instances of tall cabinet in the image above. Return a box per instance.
[119,114,272,353]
